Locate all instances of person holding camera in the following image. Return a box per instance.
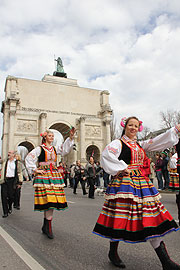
[73,160,87,195]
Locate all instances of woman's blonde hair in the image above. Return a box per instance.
[15,154,21,161]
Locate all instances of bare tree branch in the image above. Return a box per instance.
[160,109,180,128]
[138,126,151,140]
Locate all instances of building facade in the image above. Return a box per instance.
[1,74,112,165]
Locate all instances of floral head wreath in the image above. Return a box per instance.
[40,131,47,137]
[120,117,144,132]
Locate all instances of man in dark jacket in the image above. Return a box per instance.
[162,149,170,190]
[85,156,99,199]
[0,151,23,218]
[73,160,87,195]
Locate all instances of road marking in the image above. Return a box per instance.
[67,200,75,204]
[0,226,46,270]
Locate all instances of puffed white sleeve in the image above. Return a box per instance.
[140,127,179,152]
[100,139,128,176]
[56,137,74,156]
[25,147,41,175]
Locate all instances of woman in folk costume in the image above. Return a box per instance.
[25,128,75,239]
[93,116,180,269]
[169,151,179,190]
[176,140,180,226]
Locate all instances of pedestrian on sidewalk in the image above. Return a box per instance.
[95,161,101,187]
[175,140,180,226]
[73,160,87,195]
[25,128,75,239]
[0,151,23,218]
[69,163,75,188]
[149,157,155,183]
[85,156,98,199]
[162,149,170,190]
[63,162,69,188]
[155,153,164,190]
[93,116,180,269]
[13,154,23,210]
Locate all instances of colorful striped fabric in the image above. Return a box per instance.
[93,170,179,243]
[33,165,67,211]
[177,158,180,167]
[104,170,161,203]
[33,165,65,188]
[169,168,179,190]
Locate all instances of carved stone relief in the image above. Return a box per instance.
[17,119,37,133]
[85,125,101,137]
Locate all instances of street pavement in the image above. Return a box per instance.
[0,181,180,270]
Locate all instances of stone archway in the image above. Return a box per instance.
[86,145,100,162]
[18,141,34,152]
[1,75,112,161]
[17,141,34,180]
[49,122,71,140]
[49,122,74,165]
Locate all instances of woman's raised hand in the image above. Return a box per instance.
[70,127,76,140]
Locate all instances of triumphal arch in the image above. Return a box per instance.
[1,72,112,165]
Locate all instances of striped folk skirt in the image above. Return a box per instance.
[33,165,68,211]
[169,168,179,190]
[93,169,179,243]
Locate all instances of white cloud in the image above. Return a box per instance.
[0,0,180,143]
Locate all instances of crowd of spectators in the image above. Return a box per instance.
[141,148,179,191]
[57,157,110,197]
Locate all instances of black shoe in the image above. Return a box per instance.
[73,192,77,194]
[83,192,88,195]
[8,209,12,214]
[108,242,126,268]
[155,241,180,269]
[89,196,95,199]
[16,206,20,210]
[2,213,8,218]
[108,251,126,268]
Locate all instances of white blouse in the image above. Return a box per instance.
[6,159,16,177]
[169,153,178,169]
[101,127,179,176]
[25,137,74,174]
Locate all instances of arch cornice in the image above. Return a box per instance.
[48,119,72,129]
[85,142,101,150]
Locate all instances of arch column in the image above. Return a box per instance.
[7,97,19,153]
[39,113,47,143]
[104,119,111,145]
[8,110,16,151]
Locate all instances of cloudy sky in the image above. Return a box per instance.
[0,0,180,136]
